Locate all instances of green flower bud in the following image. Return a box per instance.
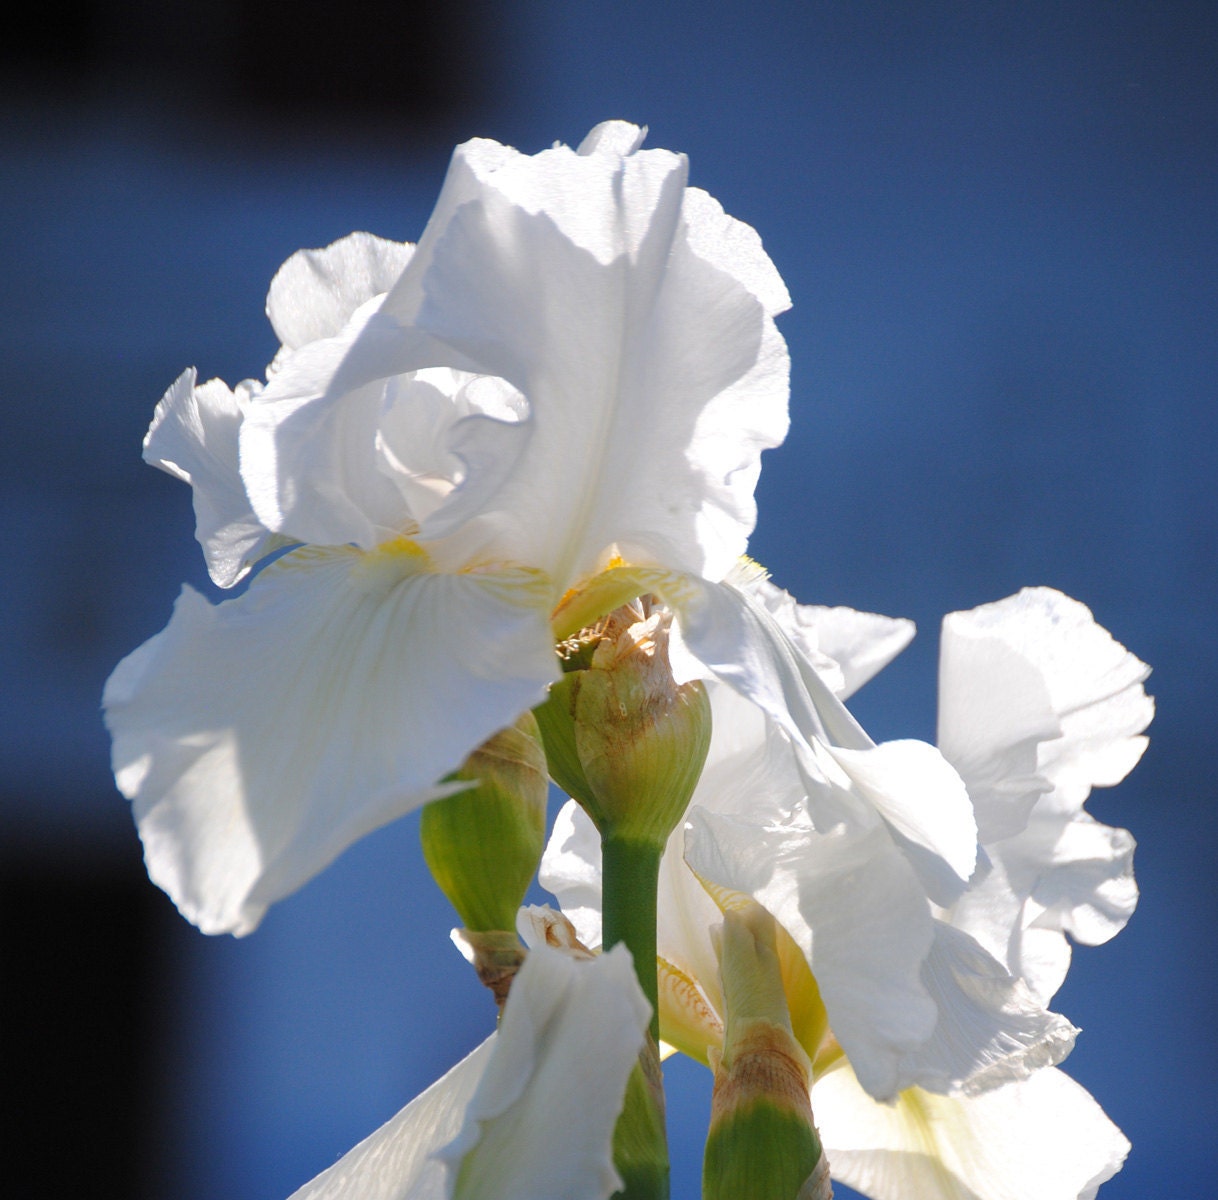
[420,711,548,934]
[534,598,711,848]
[704,905,831,1200]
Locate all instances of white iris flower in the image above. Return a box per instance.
[103,121,972,952]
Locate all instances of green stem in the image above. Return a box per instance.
[601,834,663,1043]
[601,832,668,1200]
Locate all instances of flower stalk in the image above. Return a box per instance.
[536,597,711,1200]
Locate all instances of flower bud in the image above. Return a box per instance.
[535,598,711,848]
[450,929,527,1010]
[420,711,548,934]
[704,904,831,1200]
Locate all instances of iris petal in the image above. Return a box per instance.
[104,546,557,934]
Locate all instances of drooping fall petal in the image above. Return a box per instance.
[889,922,1077,1097]
[104,544,557,934]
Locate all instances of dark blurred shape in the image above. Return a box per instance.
[0,846,172,1200]
[229,0,483,123]
[0,0,496,136]
[0,0,101,81]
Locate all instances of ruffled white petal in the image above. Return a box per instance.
[951,814,1137,1005]
[797,603,916,700]
[939,588,1149,999]
[940,588,1152,825]
[576,120,649,158]
[680,186,790,318]
[103,546,557,935]
[814,1058,1130,1200]
[740,577,915,700]
[938,619,1059,845]
[438,944,651,1200]
[246,126,790,592]
[401,133,790,588]
[243,301,421,548]
[892,923,1076,1097]
[267,231,415,354]
[288,1038,495,1200]
[143,368,277,587]
[826,741,977,904]
[671,574,975,889]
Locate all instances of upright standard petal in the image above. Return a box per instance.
[246,126,791,592]
[266,232,415,356]
[242,302,424,550]
[104,543,558,935]
[814,1058,1130,1200]
[394,128,791,588]
[939,589,1150,998]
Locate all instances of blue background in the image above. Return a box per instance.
[1,3,1213,1197]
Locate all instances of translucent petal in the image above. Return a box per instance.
[794,603,916,700]
[267,231,415,353]
[243,302,418,548]
[672,575,975,890]
[681,186,790,318]
[939,589,1148,1000]
[249,128,790,591]
[826,742,977,904]
[577,119,648,158]
[103,546,557,934]
[940,588,1152,822]
[405,136,790,588]
[538,800,607,952]
[938,614,1061,844]
[143,368,276,588]
[288,1038,495,1200]
[439,944,651,1200]
[892,923,1076,1097]
[815,1060,1130,1200]
[952,813,1137,1005]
